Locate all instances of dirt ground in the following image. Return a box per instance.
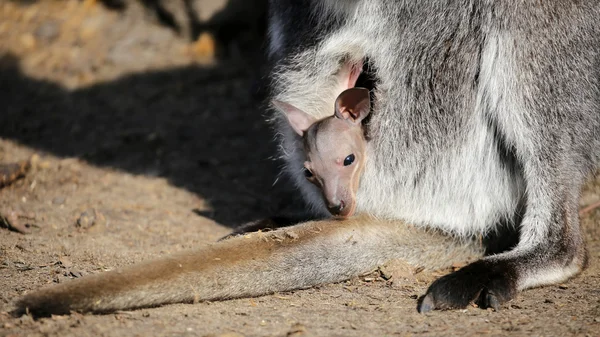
[0,1,599,336]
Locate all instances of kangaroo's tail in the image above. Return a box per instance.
[14,215,482,317]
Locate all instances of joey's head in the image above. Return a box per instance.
[273,88,371,218]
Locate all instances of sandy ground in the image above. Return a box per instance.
[0,1,599,336]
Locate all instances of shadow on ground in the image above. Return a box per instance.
[0,53,305,228]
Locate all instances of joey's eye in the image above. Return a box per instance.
[343,154,355,166]
[304,167,314,178]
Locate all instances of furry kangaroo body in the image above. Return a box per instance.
[14,0,600,316]
[268,0,599,311]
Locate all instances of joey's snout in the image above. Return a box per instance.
[323,185,355,218]
[327,200,346,215]
[326,197,355,218]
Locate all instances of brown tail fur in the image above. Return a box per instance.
[14,215,482,317]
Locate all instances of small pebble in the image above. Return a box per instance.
[34,21,59,42]
[378,267,393,280]
[52,196,66,205]
[76,209,96,228]
[59,256,72,268]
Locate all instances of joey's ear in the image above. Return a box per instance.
[272,100,317,136]
[334,87,371,125]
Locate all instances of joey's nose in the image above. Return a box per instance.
[327,200,345,215]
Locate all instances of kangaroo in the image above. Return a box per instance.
[267,0,599,313]
[14,0,600,316]
[273,87,371,218]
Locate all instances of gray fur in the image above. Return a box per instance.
[269,0,599,308]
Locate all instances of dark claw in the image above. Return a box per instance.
[485,292,500,310]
